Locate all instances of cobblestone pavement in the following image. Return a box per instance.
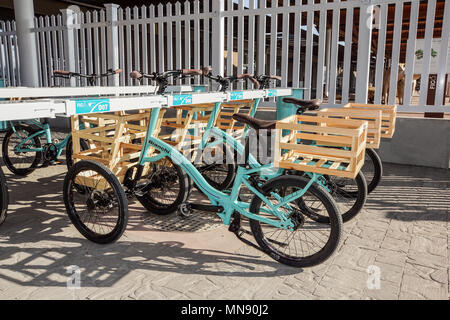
[0,141,448,299]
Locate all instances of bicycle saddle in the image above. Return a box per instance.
[282,98,321,111]
[232,113,277,131]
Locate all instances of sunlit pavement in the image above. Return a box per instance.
[0,139,448,299]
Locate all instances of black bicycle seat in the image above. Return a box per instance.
[232,113,277,132]
[282,98,321,111]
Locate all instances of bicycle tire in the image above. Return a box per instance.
[63,160,128,244]
[249,175,342,268]
[194,143,237,191]
[363,148,383,194]
[65,137,90,170]
[135,157,191,215]
[2,124,42,176]
[326,171,367,222]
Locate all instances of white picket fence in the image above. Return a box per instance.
[1,0,449,112]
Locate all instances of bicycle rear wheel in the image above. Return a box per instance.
[135,157,190,215]
[0,168,8,226]
[362,148,383,194]
[323,171,367,222]
[195,143,236,191]
[66,136,90,170]
[63,160,128,244]
[249,175,342,268]
[2,124,42,176]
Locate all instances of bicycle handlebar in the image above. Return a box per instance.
[53,69,122,86]
[202,66,260,92]
[236,74,260,88]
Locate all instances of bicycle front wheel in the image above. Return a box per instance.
[2,124,42,176]
[249,175,342,268]
[63,160,128,244]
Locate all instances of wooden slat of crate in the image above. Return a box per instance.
[343,103,396,138]
[318,108,382,149]
[274,114,368,179]
[70,108,164,187]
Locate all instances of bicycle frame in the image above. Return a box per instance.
[9,120,71,158]
[136,107,319,230]
[196,97,333,190]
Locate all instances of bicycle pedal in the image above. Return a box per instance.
[177,202,193,219]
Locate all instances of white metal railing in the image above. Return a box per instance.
[0,0,449,112]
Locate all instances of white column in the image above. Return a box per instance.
[211,1,225,77]
[60,8,77,87]
[13,0,39,87]
[105,3,120,86]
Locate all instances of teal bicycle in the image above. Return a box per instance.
[164,70,368,222]
[63,101,343,267]
[1,69,120,176]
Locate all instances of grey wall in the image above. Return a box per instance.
[376,117,450,169]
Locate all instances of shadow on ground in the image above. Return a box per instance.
[364,163,449,222]
[0,169,300,289]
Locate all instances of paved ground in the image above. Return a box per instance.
[0,148,448,299]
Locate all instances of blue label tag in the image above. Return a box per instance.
[230,91,244,100]
[75,98,110,114]
[267,89,277,97]
[173,94,193,106]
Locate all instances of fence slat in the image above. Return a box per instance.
[435,0,450,106]
[118,8,125,85]
[280,0,289,88]
[12,22,20,86]
[388,2,404,105]
[304,0,314,100]
[202,1,210,68]
[247,3,256,79]
[316,5,327,100]
[166,3,173,71]
[292,0,302,88]
[193,1,200,83]
[158,4,165,72]
[79,13,87,86]
[149,5,157,74]
[419,0,437,107]
[133,6,141,79]
[175,2,182,83]
[403,1,419,106]
[236,0,244,89]
[38,18,48,87]
[184,1,191,82]
[341,7,354,104]
[374,4,388,104]
[328,6,340,104]
[0,22,6,85]
[226,0,233,76]
[257,0,266,76]
[269,1,278,80]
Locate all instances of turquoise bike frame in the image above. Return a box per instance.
[136,107,320,230]
[10,120,71,157]
[196,98,332,190]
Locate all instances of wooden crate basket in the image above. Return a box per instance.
[317,108,382,149]
[343,103,397,138]
[274,114,368,179]
[71,109,166,187]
